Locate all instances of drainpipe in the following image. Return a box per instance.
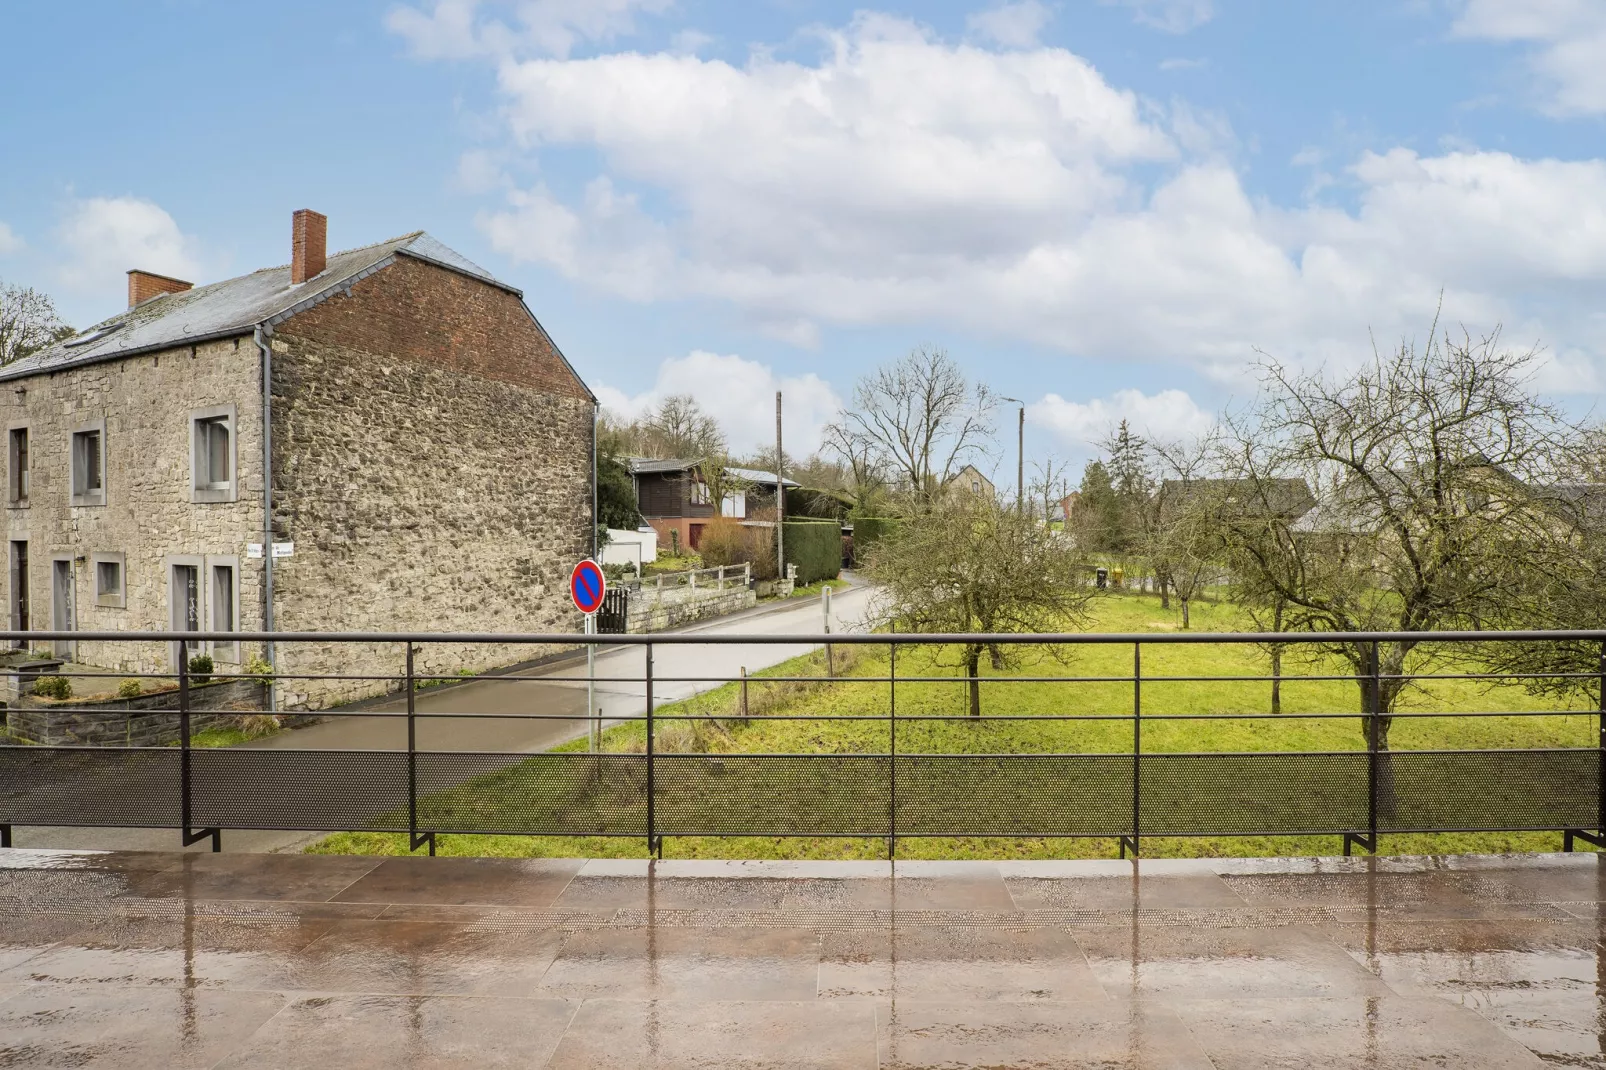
[591,402,599,560]
[253,324,277,712]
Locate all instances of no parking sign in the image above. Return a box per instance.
[570,559,607,616]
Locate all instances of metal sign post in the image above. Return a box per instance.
[570,560,608,754]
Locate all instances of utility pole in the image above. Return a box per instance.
[775,391,785,580]
[1001,396,1025,515]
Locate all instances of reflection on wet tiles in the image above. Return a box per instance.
[540,927,822,1001]
[551,872,1018,914]
[255,920,566,996]
[1004,873,1249,912]
[1174,995,1550,1069]
[1074,924,1395,1001]
[1220,871,1562,919]
[331,856,584,907]
[547,999,879,1069]
[877,999,1217,1070]
[0,912,95,973]
[819,926,1106,1002]
[1328,919,1606,1068]
[212,994,577,1069]
[0,915,337,989]
[126,853,383,904]
[0,983,286,1069]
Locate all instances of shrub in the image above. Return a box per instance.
[32,675,72,700]
[782,520,842,585]
[243,655,273,677]
[851,516,900,560]
[117,678,143,699]
[697,517,779,580]
[188,654,214,684]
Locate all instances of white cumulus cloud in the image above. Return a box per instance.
[967,1,1054,48]
[1031,388,1214,453]
[1454,0,1606,116]
[596,351,843,456]
[55,196,200,302]
[387,0,672,59]
[435,11,1606,388]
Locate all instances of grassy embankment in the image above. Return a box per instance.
[310,591,1598,860]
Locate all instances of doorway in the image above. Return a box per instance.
[50,557,74,658]
[171,562,201,668]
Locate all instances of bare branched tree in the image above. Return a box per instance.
[1030,455,1073,524]
[860,498,1094,716]
[1148,435,1228,629]
[1220,323,1588,799]
[826,347,994,511]
[0,279,73,366]
[646,394,726,460]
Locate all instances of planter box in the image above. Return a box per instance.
[0,679,299,747]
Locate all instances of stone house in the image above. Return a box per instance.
[947,463,995,500]
[1,210,595,708]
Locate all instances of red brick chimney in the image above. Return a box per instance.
[291,209,327,284]
[126,270,192,308]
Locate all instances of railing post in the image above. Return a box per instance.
[406,644,433,856]
[1122,642,1141,859]
[740,666,749,718]
[646,640,658,858]
[178,648,220,852]
[718,564,725,590]
[889,619,896,861]
[1599,640,1605,839]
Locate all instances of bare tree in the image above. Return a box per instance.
[823,421,890,514]
[1220,323,1588,790]
[1030,455,1073,524]
[646,395,725,459]
[860,498,1095,716]
[1148,436,1227,629]
[827,347,994,511]
[0,279,73,366]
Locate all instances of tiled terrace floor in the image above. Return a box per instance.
[0,849,1601,1068]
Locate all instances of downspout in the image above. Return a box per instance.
[253,324,277,712]
[591,402,599,560]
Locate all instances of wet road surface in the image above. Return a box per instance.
[0,850,1600,1067]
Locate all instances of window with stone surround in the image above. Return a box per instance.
[190,404,237,504]
[206,556,240,663]
[70,420,106,507]
[8,426,28,505]
[92,552,125,609]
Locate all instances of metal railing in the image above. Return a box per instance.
[0,627,1601,858]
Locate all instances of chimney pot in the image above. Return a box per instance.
[291,209,327,285]
[126,270,192,309]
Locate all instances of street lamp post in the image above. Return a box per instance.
[1000,396,1025,515]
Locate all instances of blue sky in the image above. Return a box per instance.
[2,1,1603,474]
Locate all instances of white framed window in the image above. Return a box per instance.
[205,555,240,663]
[689,479,711,506]
[8,424,29,506]
[189,404,237,503]
[70,419,106,507]
[92,552,126,609]
[166,554,204,668]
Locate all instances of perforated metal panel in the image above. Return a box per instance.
[1379,749,1598,832]
[415,752,648,836]
[895,755,1134,836]
[0,746,180,827]
[1139,753,1369,836]
[190,750,409,831]
[655,755,890,836]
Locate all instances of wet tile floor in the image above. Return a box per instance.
[0,850,1601,1067]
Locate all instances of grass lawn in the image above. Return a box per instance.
[310,591,1599,861]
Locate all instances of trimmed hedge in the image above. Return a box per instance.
[850,516,901,559]
[782,520,842,585]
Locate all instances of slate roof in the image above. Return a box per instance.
[724,466,801,489]
[628,458,800,487]
[4,233,518,384]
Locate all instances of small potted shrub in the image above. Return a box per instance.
[187,654,214,684]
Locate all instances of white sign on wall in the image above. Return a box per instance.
[271,541,295,559]
[246,544,264,559]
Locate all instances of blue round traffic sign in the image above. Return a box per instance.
[570,559,607,615]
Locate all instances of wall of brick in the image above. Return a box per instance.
[268,256,594,707]
[0,337,267,674]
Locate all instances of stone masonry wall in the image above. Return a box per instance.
[269,256,594,707]
[0,336,267,674]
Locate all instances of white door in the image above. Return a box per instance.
[51,559,74,658]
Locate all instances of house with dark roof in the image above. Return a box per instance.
[2,210,595,708]
[629,458,797,553]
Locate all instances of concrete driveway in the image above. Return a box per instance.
[10,581,876,853]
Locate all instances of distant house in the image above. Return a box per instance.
[947,464,996,500]
[1161,477,1316,523]
[629,458,798,552]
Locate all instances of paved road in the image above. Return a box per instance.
[10,582,876,854]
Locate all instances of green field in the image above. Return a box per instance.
[310,591,1599,861]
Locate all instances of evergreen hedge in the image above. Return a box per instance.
[782,520,842,584]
